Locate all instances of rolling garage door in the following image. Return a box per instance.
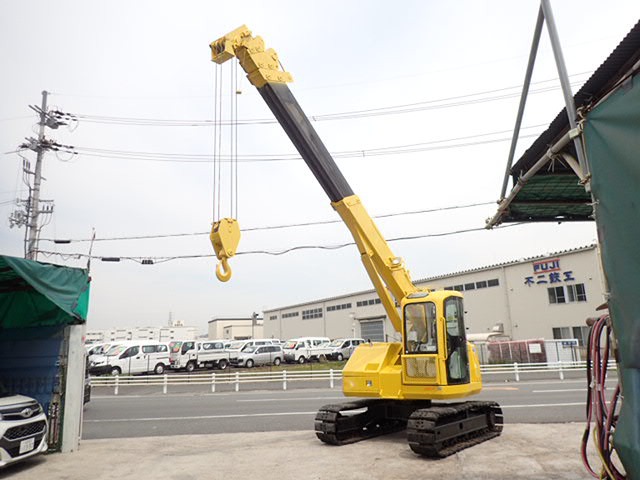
[359,318,385,342]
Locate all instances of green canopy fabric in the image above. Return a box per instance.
[584,72,640,478]
[0,255,90,329]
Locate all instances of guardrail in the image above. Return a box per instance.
[91,369,340,395]
[91,361,616,395]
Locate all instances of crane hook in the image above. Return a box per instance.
[215,257,232,282]
[210,218,241,283]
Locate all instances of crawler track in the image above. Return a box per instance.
[315,399,503,458]
[314,399,408,445]
[407,401,503,458]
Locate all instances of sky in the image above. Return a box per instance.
[1,1,638,334]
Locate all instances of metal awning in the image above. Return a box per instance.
[487,17,640,227]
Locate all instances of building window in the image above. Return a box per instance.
[282,312,299,319]
[464,283,475,291]
[327,303,352,312]
[488,278,500,287]
[443,287,453,291]
[553,326,589,347]
[302,308,323,320]
[453,285,464,292]
[475,281,487,289]
[567,284,587,302]
[548,286,566,304]
[356,298,381,307]
[269,315,278,321]
[548,283,586,304]
[572,326,590,347]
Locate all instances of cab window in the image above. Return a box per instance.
[120,346,140,359]
[404,302,437,354]
[444,296,469,383]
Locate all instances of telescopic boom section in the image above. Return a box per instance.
[210,26,422,331]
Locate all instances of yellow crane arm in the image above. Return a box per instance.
[210,26,424,332]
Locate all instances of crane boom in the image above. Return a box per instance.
[210,25,419,332]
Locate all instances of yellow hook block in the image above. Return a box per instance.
[210,218,241,282]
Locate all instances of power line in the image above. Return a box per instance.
[39,200,496,244]
[37,223,524,265]
[49,73,589,127]
[25,127,544,164]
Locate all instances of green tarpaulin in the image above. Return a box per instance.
[0,255,90,329]
[584,73,640,477]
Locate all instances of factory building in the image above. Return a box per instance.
[263,245,604,346]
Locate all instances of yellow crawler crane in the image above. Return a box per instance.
[210,26,502,457]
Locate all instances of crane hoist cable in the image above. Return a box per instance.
[210,61,241,281]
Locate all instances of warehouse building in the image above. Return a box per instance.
[263,245,604,346]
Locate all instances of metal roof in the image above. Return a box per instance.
[492,19,640,225]
[263,244,597,313]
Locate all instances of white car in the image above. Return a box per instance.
[0,388,48,467]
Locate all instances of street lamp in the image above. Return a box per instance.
[349,312,356,337]
[252,312,258,339]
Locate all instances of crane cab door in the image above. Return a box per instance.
[443,296,470,385]
[401,301,441,385]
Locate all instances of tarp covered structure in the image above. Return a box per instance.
[488,17,640,477]
[583,76,640,476]
[0,255,90,451]
[0,255,90,328]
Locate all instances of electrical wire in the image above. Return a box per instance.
[581,314,626,479]
[38,200,496,243]
[49,74,589,127]
[27,128,543,164]
[36,222,523,264]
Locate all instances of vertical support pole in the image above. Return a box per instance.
[283,370,287,391]
[235,371,239,392]
[211,372,216,393]
[329,369,334,389]
[540,0,590,182]
[26,90,49,260]
[514,362,520,382]
[558,361,564,380]
[115,375,119,396]
[163,374,168,394]
[500,6,545,200]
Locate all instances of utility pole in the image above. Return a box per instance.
[25,91,49,260]
[9,90,64,260]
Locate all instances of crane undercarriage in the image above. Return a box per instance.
[315,399,503,458]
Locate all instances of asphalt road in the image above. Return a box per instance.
[82,377,613,440]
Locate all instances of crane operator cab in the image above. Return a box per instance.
[342,290,482,401]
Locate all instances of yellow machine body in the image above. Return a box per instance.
[342,291,483,401]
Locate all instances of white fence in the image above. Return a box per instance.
[91,361,615,395]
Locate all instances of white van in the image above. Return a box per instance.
[89,341,170,375]
[232,344,284,368]
[324,338,366,361]
[282,337,331,364]
[226,339,281,364]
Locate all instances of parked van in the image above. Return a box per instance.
[226,339,281,364]
[89,341,170,375]
[233,344,283,368]
[282,337,331,364]
[324,338,365,361]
